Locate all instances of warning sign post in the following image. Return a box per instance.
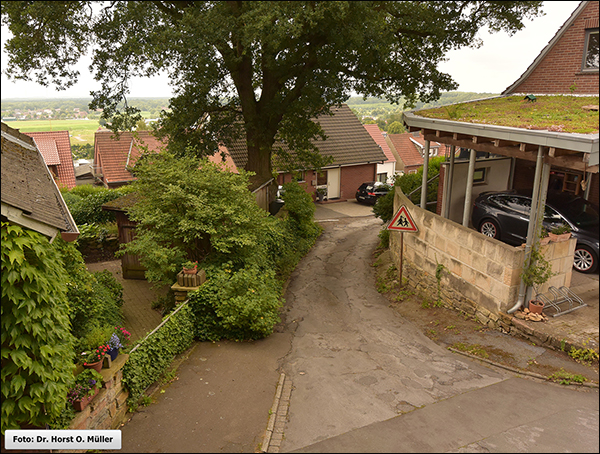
[387,205,418,288]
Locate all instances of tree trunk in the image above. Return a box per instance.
[245,125,275,190]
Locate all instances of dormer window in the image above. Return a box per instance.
[582,29,599,71]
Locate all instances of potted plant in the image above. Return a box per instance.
[182,260,198,274]
[539,226,550,245]
[107,333,123,361]
[82,343,110,372]
[520,247,554,314]
[114,325,132,351]
[67,369,103,412]
[548,223,572,242]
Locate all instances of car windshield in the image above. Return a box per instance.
[559,198,600,228]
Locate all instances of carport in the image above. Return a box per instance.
[402,108,599,313]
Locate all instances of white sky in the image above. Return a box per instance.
[0,1,581,100]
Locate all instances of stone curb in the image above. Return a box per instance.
[448,347,599,388]
[260,372,294,453]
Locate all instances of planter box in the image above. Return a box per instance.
[176,269,206,287]
[73,387,99,412]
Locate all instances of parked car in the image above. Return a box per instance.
[355,182,391,205]
[471,190,599,273]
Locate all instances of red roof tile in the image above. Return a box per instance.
[388,132,446,170]
[363,124,395,163]
[25,130,76,189]
[94,130,167,185]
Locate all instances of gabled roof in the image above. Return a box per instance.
[224,104,387,170]
[363,124,395,163]
[1,122,79,242]
[387,132,441,168]
[25,130,77,189]
[94,130,167,185]
[503,1,592,95]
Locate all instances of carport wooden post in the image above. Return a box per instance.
[420,140,430,208]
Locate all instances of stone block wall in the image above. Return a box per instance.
[390,190,576,320]
[69,354,130,431]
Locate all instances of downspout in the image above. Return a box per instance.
[462,148,477,227]
[508,146,547,314]
[420,140,430,208]
[443,145,456,219]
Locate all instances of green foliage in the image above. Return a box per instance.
[550,223,572,235]
[122,304,195,404]
[377,229,390,249]
[387,121,405,134]
[451,342,489,359]
[2,0,544,181]
[48,404,76,430]
[280,181,320,239]
[1,222,75,433]
[373,187,396,223]
[520,247,554,294]
[190,264,282,341]
[60,186,127,225]
[121,153,272,286]
[71,143,94,160]
[568,346,599,365]
[52,239,124,340]
[548,368,587,385]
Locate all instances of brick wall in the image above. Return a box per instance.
[339,164,376,200]
[510,2,599,94]
[68,355,129,432]
[390,189,576,318]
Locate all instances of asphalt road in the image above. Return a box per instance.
[278,214,599,453]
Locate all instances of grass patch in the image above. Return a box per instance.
[416,95,600,134]
[4,119,101,144]
[450,342,489,359]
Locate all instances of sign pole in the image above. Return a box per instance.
[399,231,404,288]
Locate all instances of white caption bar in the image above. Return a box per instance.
[5,430,121,450]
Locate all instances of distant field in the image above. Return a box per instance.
[4,119,100,145]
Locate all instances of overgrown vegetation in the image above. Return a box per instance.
[416,95,600,134]
[1,223,75,433]
[548,368,587,385]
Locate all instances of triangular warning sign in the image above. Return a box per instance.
[387,205,418,232]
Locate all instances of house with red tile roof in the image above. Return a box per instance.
[24,130,77,189]
[93,130,167,188]
[363,124,397,184]
[2,122,79,242]
[385,131,444,174]
[94,129,238,189]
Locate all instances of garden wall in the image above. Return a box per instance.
[68,354,129,431]
[390,189,575,326]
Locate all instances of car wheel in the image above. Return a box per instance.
[573,245,597,274]
[479,219,501,240]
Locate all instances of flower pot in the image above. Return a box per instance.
[83,360,103,373]
[72,387,99,412]
[108,347,119,361]
[183,266,197,275]
[528,299,544,314]
[548,232,571,242]
[539,237,551,246]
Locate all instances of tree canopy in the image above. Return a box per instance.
[2,1,543,185]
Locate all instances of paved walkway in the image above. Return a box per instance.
[86,260,165,343]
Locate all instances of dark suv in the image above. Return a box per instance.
[355,182,391,205]
[471,190,599,273]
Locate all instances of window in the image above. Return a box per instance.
[293,171,306,183]
[377,172,388,183]
[473,168,487,184]
[316,171,327,186]
[583,29,599,71]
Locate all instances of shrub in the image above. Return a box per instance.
[60,186,129,225]
[190,263,282,341]
[122,304,195,405]
[1,222,75,432]
[53,238,124,340]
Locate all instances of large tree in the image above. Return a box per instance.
[2,1,543,185]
